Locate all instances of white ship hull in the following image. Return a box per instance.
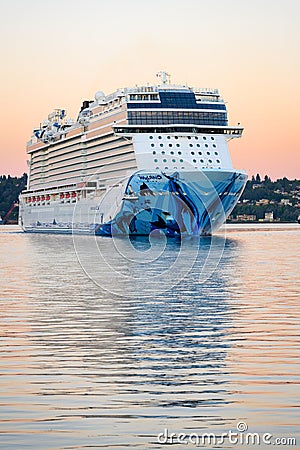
[19,75,247,235]
[19,169,247,236]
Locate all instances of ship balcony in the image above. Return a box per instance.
[114,124,243,137]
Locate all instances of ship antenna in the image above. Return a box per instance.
[156,71,170,84]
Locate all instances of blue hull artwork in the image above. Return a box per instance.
[95,170,247,237]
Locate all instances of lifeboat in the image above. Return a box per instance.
[32,196,36,202]
[41,196,45,201]
[37,196,41,202]
[71,192,76,198]
[65,193,70,199]
[60,193,64,199]
[46,195,50,201]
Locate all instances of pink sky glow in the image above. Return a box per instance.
[0,0,299,180]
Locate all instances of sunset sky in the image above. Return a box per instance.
[0,0,299,179]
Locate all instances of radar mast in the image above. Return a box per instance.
[156,71,171,84]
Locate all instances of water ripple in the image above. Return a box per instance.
[0,224,299,449]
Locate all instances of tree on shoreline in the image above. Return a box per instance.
[231,174,300,222]
[0,174,27,222]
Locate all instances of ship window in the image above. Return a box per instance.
[127,110,228,126]
[160,144,164,147]
[180,159,184,162]
[151,143,155,147]
[172,159,176,163]
[149,136,153,139]
[165,166,168,169]
[193,159,197,163]
[175,136,178,139]
[214,151,218,155]
[162,150,165,154]
[178,151,182,155]
[205,144,209,147]
[153,151,156,154]
[198,151,202,155]
[216,159,220,163]
[167,136,171,139]
[176,143,180,147]
[191,151,195,155]
[206,151,210,155]
[169,143,173,147]
[170,151,174,155]
[200,159,204,163]
[195,136,198,140]
[208,159,212,163]
[203,136,207,140]
[188,136,191,140]
[211,136,215,140]
[154,159,158,162]
[158,136,162,139]
[189,144,193,147]
[213,144,216,148]
[196,144,200,147]
[163,159,167,162]
[156,167,159,169]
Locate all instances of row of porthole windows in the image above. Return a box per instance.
[150,143,217,148]
[154,158,221,164]
[155,166,222,171]
[153,150,219,156]
[149,135,215,141]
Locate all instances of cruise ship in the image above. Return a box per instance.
[19,72,247,236]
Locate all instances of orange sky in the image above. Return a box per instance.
[0,0,299,180]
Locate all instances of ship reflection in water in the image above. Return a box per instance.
[0,224,299,449]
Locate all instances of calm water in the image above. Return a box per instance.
[0,224,299,449]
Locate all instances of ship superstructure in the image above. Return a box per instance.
[19,73,247,236]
